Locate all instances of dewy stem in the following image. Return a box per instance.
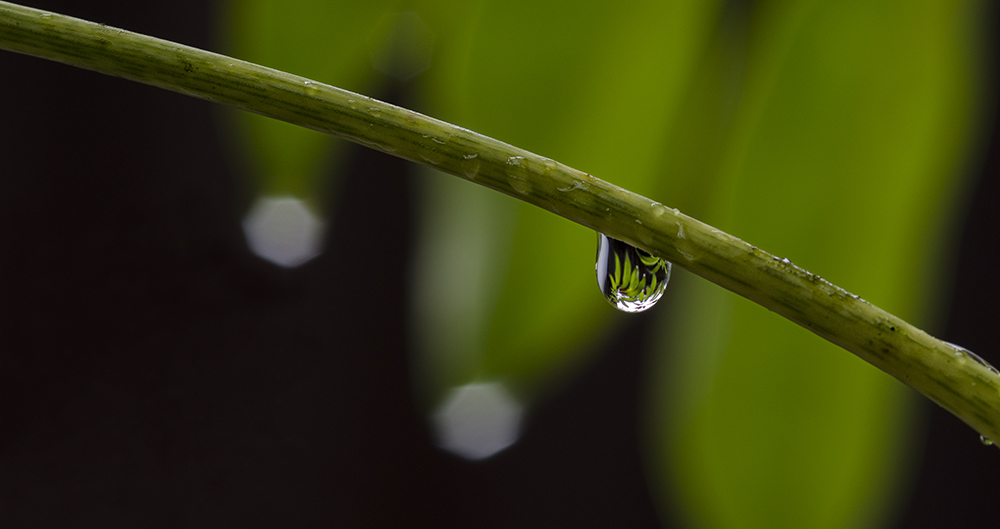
[2,1,998,443]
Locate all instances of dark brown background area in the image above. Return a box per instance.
[1,1,997,527]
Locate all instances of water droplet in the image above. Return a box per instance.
[367,107,381,117]
[347,99,357,109]
[419,152,444,166]
[505,156,531,195]
[39,13,53,20]
[461,154,481,180]
[303,80,319,95]
[358,139,395,153]
[595,233,671,313]
[981,435,994,446]
[946,342,1000,376]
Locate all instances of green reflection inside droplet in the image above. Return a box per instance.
[596,232,671,313]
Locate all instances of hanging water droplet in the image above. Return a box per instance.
[945,342,1000,376]
[980,435,994,446]
[595,233,671,313]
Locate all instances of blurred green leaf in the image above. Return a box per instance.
[214,0,984,523]
[412,0,722,403]
[221,0,400,205]
[649,1,983,528]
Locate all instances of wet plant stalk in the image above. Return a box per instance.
[2,1,998,444]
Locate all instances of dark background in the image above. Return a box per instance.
[1,1,997,526]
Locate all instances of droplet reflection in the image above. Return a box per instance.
[596,233,671,313]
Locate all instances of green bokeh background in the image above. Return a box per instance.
[221,1,989,527]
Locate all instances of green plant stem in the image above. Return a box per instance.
[2,1,998,443]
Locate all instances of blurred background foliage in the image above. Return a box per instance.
[223,0,988,527]
[1,0,998,526]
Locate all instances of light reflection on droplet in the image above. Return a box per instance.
[432,381,523,460]
[242,196,325,267]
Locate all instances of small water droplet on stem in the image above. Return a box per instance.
[945,342,1000,376]
[505,156,531,195]
[461,155,481,179]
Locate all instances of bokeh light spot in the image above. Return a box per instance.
[433,382,523,460]
[242,196,325,267]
